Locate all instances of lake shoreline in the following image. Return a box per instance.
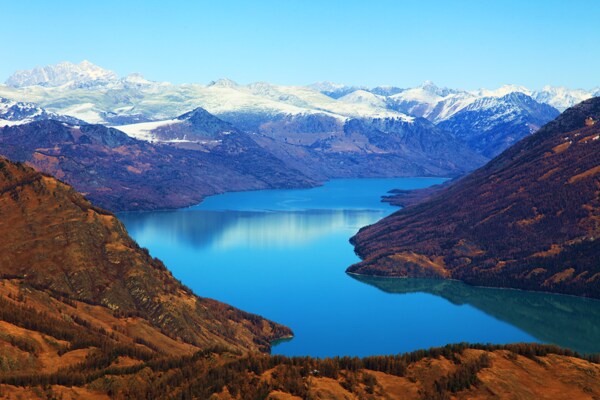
[345,273,600,302]
[117,175,454,214]
[120,177,600,357]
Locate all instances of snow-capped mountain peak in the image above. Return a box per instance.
[247,82,283,97]
[0,60,596,136]
[475,84,531,98]
[369,86,404,96]
[207,78,239,88]
[308,81,363,99]
[122,73,152,85]
[419,80,440,92]
[531,86,593,111]
[0,97,83,127]
[338,90,387,108]
[5,60,118,88]
[417,81,459,97]
[308,81,350,92]
[389,80,459,105]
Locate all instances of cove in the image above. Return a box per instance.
[119,178,600,357]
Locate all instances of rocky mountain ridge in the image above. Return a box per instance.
[0,97,83,127]
[0,120,315,211]
[0,157,290,353]
[1,61,586,165]
[2,61,589,123]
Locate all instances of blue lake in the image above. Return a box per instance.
[119,178,600,357]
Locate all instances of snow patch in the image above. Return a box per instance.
[115,119,185,141]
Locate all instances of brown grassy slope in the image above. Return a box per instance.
[1,344,598,399]
[0,278,196,374]
[0,158,290,352]
[349,98,600,298]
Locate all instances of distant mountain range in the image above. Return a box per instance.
[119,106,487,180]
[5,60,118,88]
[437,92,559,157]
[0,97,83,126]
[3,61,596,123]
[1,62,594,159]
[0,61,596,211]
[0,119,315,211]
[350,98,600,299]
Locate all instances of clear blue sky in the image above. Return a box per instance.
[2,0,598,89]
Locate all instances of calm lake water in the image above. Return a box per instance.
[119,178,600,357]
